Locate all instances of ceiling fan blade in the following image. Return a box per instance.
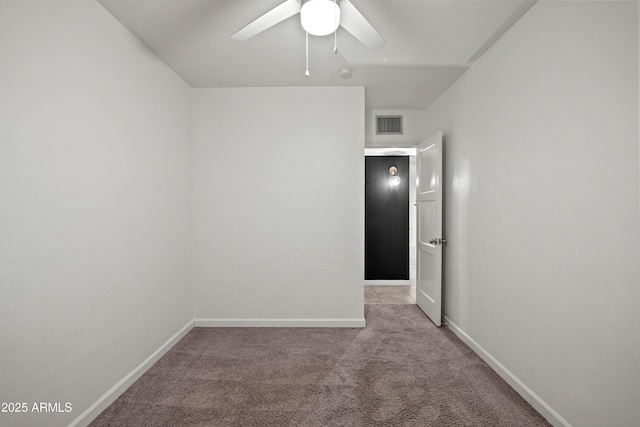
[231,0,301,41]
[339,0,386,50]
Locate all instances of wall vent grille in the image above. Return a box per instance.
[376,115,403,135]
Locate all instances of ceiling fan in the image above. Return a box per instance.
[230,0,386,51]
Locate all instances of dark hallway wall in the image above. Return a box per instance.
[365,156,409,280]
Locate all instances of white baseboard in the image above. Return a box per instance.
[194,318,366,328]
[69,320,195,427]
[444,316,570,427]
[365,280,411,286]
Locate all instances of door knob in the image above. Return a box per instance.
[429,238,438,245]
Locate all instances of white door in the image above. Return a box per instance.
[416,132,444,326]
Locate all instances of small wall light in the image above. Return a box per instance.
[389,166,401,186]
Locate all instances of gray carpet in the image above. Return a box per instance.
[91,305,549,426]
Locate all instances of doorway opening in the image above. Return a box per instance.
[364,147,417,305]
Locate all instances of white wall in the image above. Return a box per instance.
[0,1,192,426]
[192,87,365,326]
[422,1,640,426]
[366,109,425,148]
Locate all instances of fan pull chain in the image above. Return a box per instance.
[333,0,338,53]
[305,31,309,77]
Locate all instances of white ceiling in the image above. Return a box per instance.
[97,0,536,110]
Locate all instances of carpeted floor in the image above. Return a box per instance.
[91,305,550,426]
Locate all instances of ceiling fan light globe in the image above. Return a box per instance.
[300,0,340,36]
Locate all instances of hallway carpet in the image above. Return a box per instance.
[91,305,549,426]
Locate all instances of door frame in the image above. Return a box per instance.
[364,148,417,287]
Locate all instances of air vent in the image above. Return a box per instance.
[376,115,403,135]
